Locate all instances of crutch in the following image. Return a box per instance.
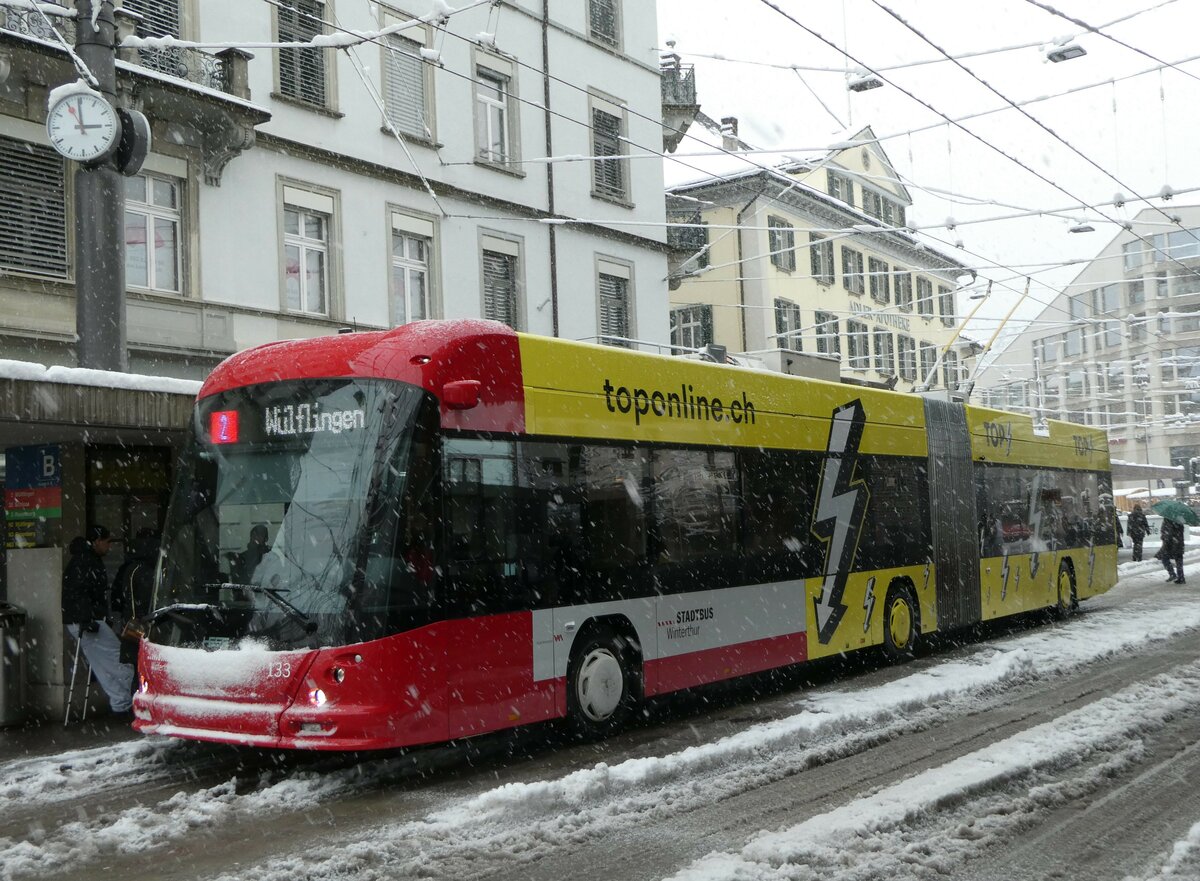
[63,634,92,725]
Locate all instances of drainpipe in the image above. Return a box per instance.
[542,1,559,337]
[734,186,765,353]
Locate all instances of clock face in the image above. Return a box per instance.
[46,92,121,163]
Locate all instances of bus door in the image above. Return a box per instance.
[442,438,554,737]
[923,398,981,631]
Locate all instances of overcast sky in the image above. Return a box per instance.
[655,0,1200,352]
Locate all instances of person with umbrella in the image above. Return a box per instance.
[1153,500,1198,584]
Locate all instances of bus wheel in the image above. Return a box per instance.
[882,585,918,661]
[567,628,635,738]
[1055,562,1078,619]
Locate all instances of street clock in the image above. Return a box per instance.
[46,91,121,165]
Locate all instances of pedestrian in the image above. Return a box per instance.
[1128,505,1149,562]
[1114,511,1124,548]
[1160,517,1186,584]
[61,525,134,717]
[112,527,157,670]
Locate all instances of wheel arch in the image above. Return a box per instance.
[572,614,644,700]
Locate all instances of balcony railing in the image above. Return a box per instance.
[661,59,696,107]
[1,4,231,94]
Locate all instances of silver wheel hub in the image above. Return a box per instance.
[576,648,623,721]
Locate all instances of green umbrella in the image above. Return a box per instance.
[1152,499,1200,526]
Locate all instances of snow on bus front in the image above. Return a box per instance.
[134,637,317,747]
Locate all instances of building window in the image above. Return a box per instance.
[1128,279,1144,305]
[938,285,955,327]
[122,0,184,76]
[277,0,327,107]
[669,212,709,271]
[1065,368,1088,397]
[1034,335,1060,364]
[482,237,520,329]
[815,311,840,356]
[1063,328,1085,358]
[897,335,916,381]
[588,0,620,47]
[124,172,181,293]
[841,247,864,295]
[671,304,712,351]
[1164,392,1200,420]
[1123,241,1144,273]
[827,169,854,207]
[868,257,889,303]
[916,277,934,316]
[1174,272,1200,297]
[873,329,894,375]
[810,232,834,283]
[771,298,802,350]
[894,270,912,311]
[390,214,433,326]
[598,261,632,347]
[0,136,67,278]
[847,320,869,369]
[942,350,959,391]
[283,205,329,315]
[383,30,429,139]
[475,61,514,165]
[919,342,938,386]
[769,217,796,272]
[591,98,628,201]
[1163,346,1200,382]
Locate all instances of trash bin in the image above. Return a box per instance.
[0,603,27,727]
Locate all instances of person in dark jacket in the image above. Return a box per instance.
[1127,505,1149,562]
[62,525,134,715]
[231,524,269,584]
[1159,518,1186,584]
[112,528,157,668]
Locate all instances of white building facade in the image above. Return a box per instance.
[0,0,671,378]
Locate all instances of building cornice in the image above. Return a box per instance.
[257,132,670,254]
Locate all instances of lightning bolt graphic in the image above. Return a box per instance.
[811,401,870,645]
[1088,539,1096,591]
[863,576,877,632]
[1027,473,1044,580]
[1014,567,1021,593]
[1001,552,1011,601]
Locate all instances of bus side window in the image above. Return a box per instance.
[444,438,520,614]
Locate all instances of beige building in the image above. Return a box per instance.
[666,120,977,390]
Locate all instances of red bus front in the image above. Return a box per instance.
[134,322,554,750]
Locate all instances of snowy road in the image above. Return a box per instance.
[5,557,1200,881]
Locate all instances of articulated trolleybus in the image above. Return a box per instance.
[134,320,1117,749]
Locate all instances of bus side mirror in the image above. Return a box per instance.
[443,380,482,410]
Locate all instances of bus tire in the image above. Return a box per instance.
[567,627,636,738]
[882,584,919,662]
[1055,561,1078,619]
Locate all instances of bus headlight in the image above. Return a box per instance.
[308,688,327,707]
[331,666,345,683]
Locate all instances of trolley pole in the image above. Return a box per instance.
[74,0,127,372]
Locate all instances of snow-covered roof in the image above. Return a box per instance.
[0,359,202,396]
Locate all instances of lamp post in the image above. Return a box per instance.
[1133,367,1154,502]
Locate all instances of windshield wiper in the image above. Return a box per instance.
[147,602,224,624]
[209,582,319,634]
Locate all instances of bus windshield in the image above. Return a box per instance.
[152,378,439,651]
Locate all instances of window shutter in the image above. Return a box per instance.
[482,250,517,328]
[592,108,625,198]
[589,0,619,45]
[384,35,427,137]
[598,273,629,345]
[278,0,326,106]
[700,305,713,346]
[0,136,67,278]
[122,0,180,36]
